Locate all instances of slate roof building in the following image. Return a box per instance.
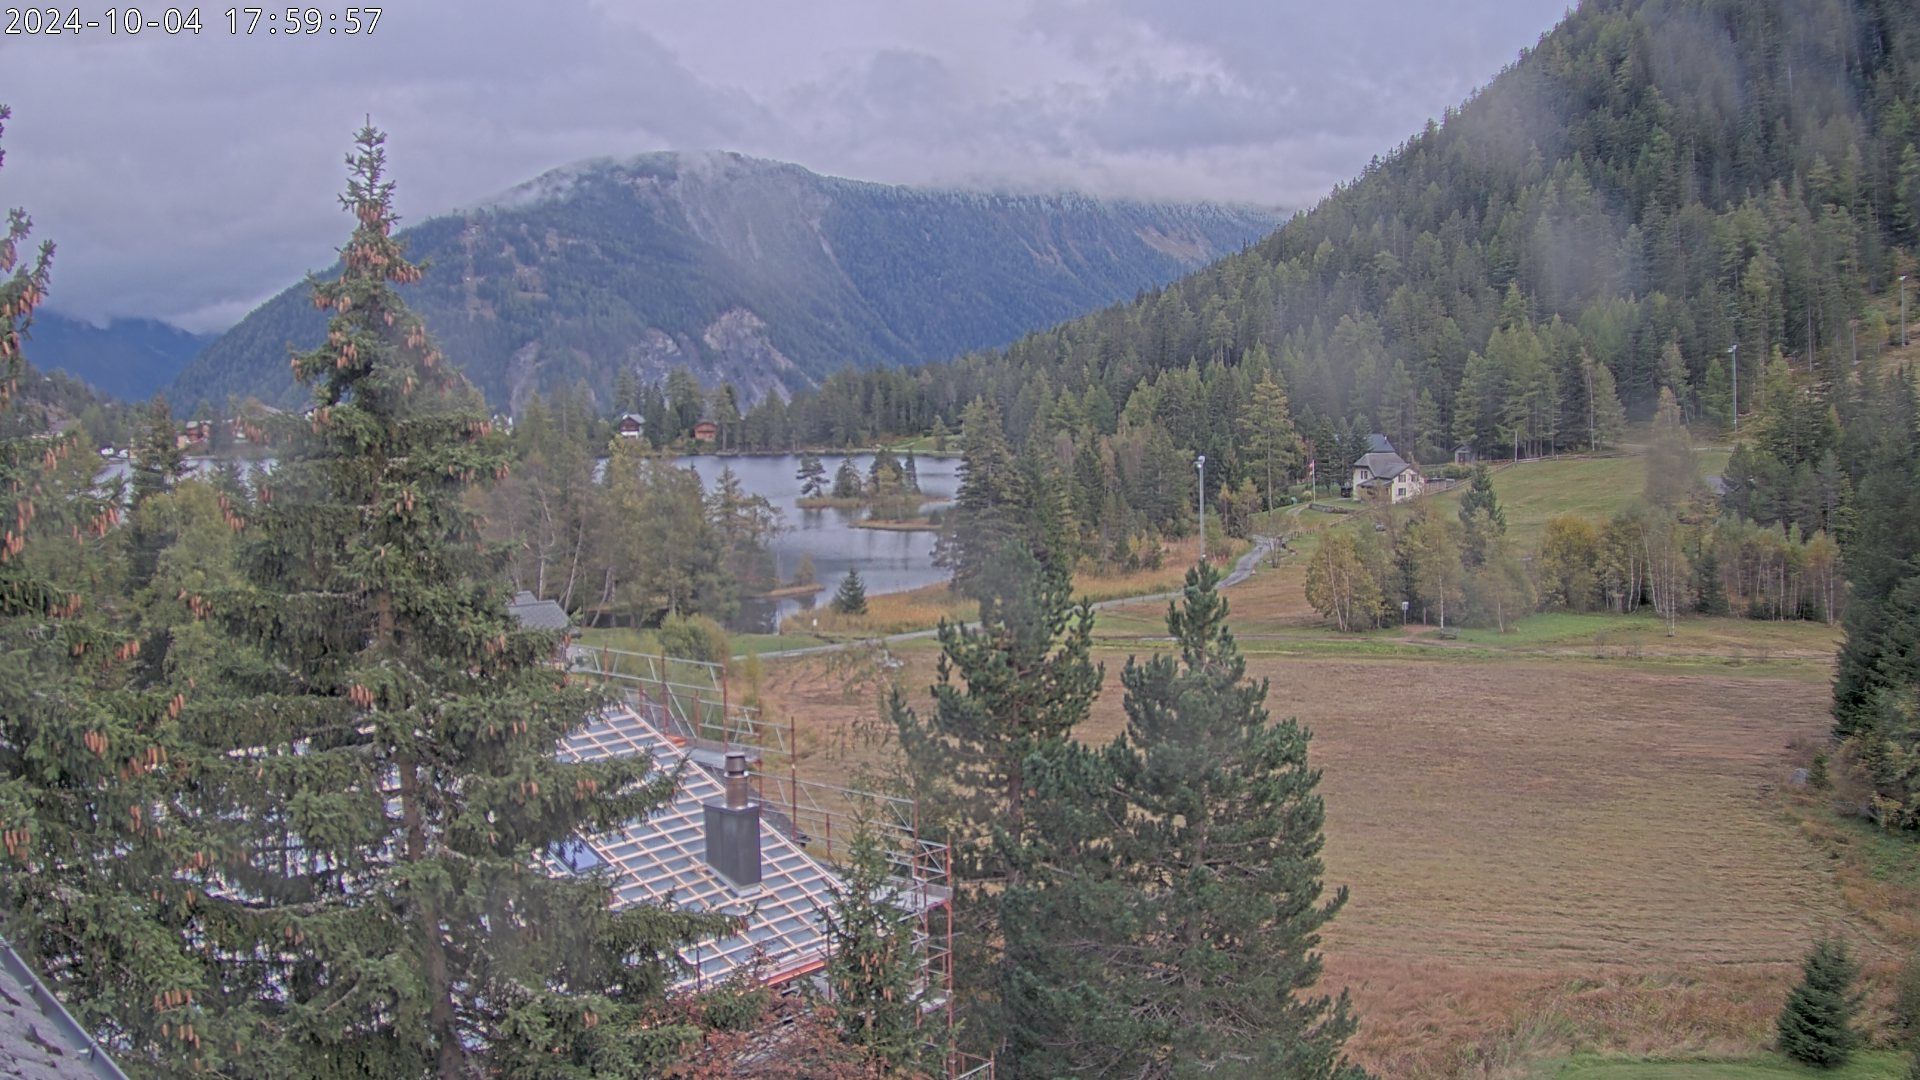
[0,935,130,1080]
[1349,434,1427,504]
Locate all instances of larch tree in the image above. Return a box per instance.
[162,126,718,1077]
[1244,367,1300,513]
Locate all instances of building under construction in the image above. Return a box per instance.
[563,645,989,1079]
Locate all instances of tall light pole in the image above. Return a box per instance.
[1195,454,1207,564]
[1902,274,1909,349]
[1728,343,1739,433]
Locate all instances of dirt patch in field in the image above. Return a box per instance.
[757,649,1870,1076]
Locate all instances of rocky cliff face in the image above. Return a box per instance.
[172,152,1279,411]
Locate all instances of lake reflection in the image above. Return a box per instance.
[675,453,957,633]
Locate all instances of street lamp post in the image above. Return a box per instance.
[1195,454,1207,564]
[1728,343,1739,433]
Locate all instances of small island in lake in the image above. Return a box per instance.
[794,449,946,530]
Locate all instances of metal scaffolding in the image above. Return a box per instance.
[570,646,988,1079]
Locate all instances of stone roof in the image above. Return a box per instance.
[507,591,571,632]
[0,937,129,1080]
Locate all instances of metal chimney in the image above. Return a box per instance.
[703,751,762,888]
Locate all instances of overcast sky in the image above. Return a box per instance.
[6,0,1571,332]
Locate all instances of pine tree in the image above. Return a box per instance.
[832,568,868,615]
[1005,564,1362,1076]
[160,126,719,1076]
[891,543,1101,1056]
[796,452,827,498]
[902,447,920,493]
[1777,937,1861,1068]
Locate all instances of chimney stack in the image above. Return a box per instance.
[703,751,762,889]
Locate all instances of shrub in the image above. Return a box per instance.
[657,613,731,665]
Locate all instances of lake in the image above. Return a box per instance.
[674,453,958,633]
[100,453,958,634]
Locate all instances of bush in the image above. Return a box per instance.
[1777,936,1861,1068]
[656,613,731,665]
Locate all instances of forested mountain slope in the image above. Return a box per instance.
[170,152,1277,411]
[747,0,1918,474]
[24,312,207,401]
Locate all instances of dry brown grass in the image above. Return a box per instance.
[780,536,1245,637]
[756,642,1897,1077]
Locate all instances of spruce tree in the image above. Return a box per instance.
[1777,936,1861,1068]
[819,828,934,1071]
[832,568,868,615]
[163,126,718,1076]
[1007,563,1362,1076]
[902,447,920,493]
[0,103,212,1071]
[932,397,1020,599]
[1457,465,1505,567]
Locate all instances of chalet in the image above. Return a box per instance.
[1350,434,1426,504]
[692,420,719,443]
[616,413,646,439]
[178,419,212,448]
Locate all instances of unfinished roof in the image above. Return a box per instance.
[553,705,843,991]
[508,591,571,632]
[0,937,129,1080]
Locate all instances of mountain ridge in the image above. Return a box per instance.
[171,151,1280,411]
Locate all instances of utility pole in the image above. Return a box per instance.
[1195,453,1207,564]
[1728,343,1739,433]
[1902,274,1909,349]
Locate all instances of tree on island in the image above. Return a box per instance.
[832,457,864,499]
[796,451,827,497]
[903,447,921,492]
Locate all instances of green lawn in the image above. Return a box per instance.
[1538,1052,1909,1079]
[1433,449,1730,544]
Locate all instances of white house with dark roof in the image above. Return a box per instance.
[1350,434,1426,504]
